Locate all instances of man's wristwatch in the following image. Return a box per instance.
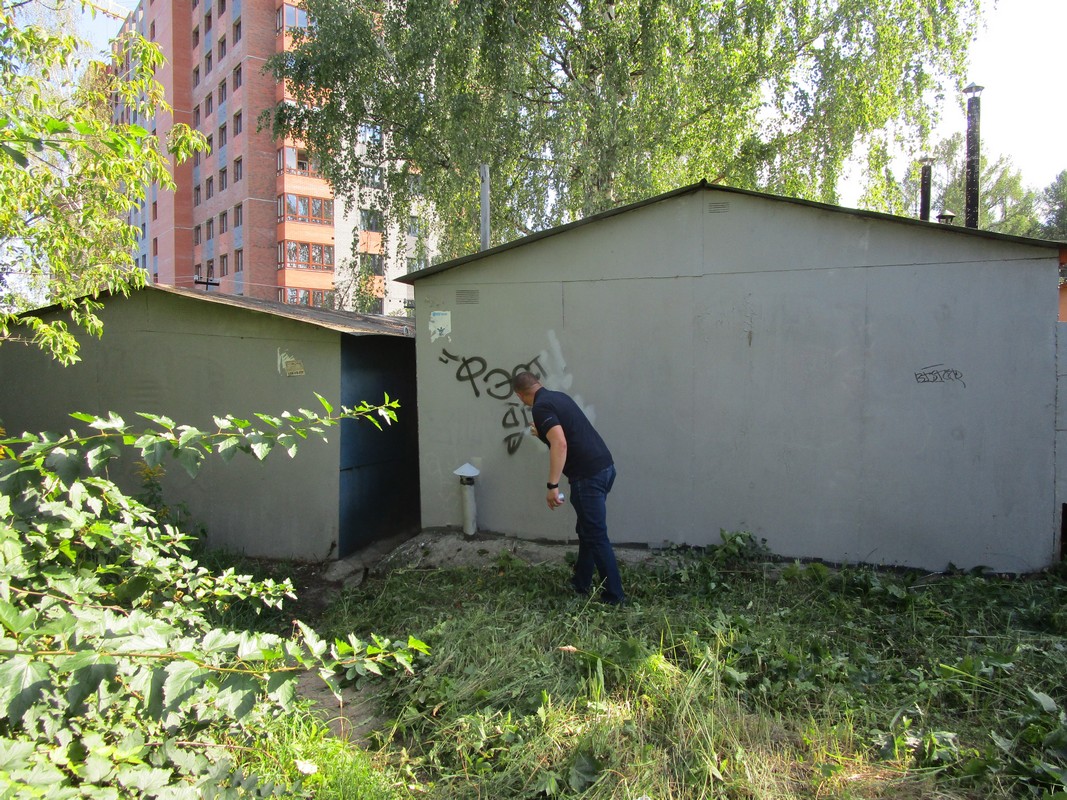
[547,482,559,490]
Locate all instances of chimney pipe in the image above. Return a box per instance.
[479,163,490,251]
[963,83,984,229]
[919,156,934,221]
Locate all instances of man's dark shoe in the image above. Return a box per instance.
[570,578,591,596]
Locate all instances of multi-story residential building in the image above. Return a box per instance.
[113,0,425,314]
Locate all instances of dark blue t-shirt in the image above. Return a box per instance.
[531,387,613,480]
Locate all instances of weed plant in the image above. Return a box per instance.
[317,534,1067,799]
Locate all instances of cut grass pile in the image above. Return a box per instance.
[246,533,1067,799]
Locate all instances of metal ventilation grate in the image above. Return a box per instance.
[706,201,730,214]
[456,289,480,304]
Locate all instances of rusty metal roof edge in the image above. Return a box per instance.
[399,180,1065,284]
[19,284,415,338]
[148,284,416,336]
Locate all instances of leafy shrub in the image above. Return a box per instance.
[0,395,426,797]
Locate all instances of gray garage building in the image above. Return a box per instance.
[0,285,419,560]
[400,182,1066,573]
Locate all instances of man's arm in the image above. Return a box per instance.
[544,425,567,509]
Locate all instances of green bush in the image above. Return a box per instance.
[0,395,426,797]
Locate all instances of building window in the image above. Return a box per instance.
[206,218,214,240]
[276,4,308,32]
[218,123,227,147]
[193,66,200,87]
[206,134,213,153]
[205,51,212,74]
[193,224,201,244]
[235,248,243,272]
[281,240,334,269]
[217,36,226,59]
[149,21,155,39]
[360,252,384,275]
[205,258,214,280]
[151,201,157,220]
[193,185,201,206]
[205,176,214,199]
[192,26,199,47]
[358,123,382,147]
[233,111,242,135]
[408,216,420,236]
[219,210,228,233]
[278,194,334,224]
[364,166,383,189]
[233,18,241,43]
[205,93,213,116]
[219,253,228,276]
[407,256,428,272]
[277,145,318,177]
[232,64,242,89]
[219,167,227,190]
[286,288,313,306]
[193,104,200,126]
[234,202,243,227]
[218,79,226,103]
[195,262,202,280]
[217,0,225,14]
[152,237,158,255]
[204,11,212,31]
[360,208,382,232]
[233,157,242,181]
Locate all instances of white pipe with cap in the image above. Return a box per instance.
[453,462,481,537]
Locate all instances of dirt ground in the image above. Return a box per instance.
[292,527,662,742]
[375,527,661,573]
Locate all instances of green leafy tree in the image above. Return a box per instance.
[1040,170,1067,241]
[0,395,427,796]
[268,0,980,261]
[0,0,204,364]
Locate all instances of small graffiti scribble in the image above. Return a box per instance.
[915,364,966,388]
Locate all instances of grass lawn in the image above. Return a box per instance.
[277,532,1067,799]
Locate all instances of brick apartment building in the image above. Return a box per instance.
[113,0,427,313]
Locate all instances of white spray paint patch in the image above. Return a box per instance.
[538,330,595,425]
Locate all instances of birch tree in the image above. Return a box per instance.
[268,0,981,260]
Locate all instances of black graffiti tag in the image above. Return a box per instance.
[502,402,535,454]
[914,364,966,388]
[440,349,546,400]
[439,348,547,453]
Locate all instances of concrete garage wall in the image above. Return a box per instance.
[410,187,1061,572]
[0,289,343,560]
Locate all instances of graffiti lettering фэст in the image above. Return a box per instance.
[440,348,546,453]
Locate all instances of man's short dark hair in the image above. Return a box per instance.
[512,371,541,393]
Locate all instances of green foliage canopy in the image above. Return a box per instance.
[0,0,204,365]
[0,395,427,797]
[269,0,980,260]
[1040,170,1067,241]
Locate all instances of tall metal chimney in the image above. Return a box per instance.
[963,83,984,229]
[479,163,490,251]
[919,156,934,221]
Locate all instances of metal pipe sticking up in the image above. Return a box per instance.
[964,83,984,229]
[479,164,490,251]
[453,462,480,537]
[919,156,934,221]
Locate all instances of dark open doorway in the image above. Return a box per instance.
[338,335,420,557]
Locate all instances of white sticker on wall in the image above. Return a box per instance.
[430,310,452,342]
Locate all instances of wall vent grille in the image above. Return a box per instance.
[456,289,480,304]
[707,201,730,214]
